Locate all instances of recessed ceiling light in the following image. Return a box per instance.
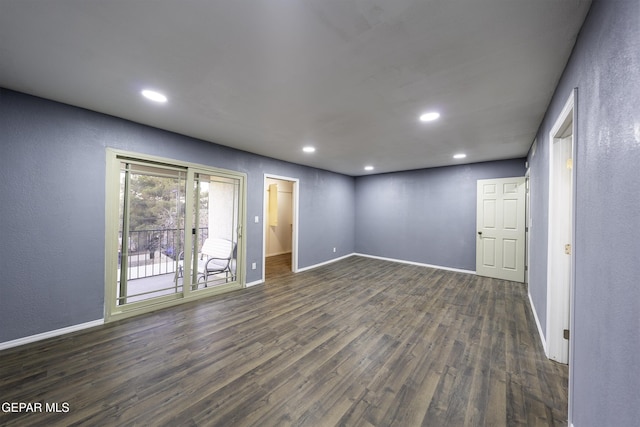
[364,165,374,171]
[453,153,467,159]
[303,146,316,153]
[419,111,440,122]
[141,89,168,103]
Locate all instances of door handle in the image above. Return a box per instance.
[478,231,483,237]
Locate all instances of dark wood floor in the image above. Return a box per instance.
[0,256,568,426]
[265,252,293,281]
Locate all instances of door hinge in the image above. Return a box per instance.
[564,244,571,255]
[563,329,570,340]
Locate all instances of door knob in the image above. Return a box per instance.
[478,231,482,235]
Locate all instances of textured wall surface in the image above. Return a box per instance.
[6,4,637,422]
[0,88,355,342]
[354,159,526,271]
[527,0,640,425]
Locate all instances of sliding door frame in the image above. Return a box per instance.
[105,148,247,322]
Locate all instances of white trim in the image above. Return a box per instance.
[266,250,292,257]
[525,170,531,287]
[567,88,579,427]
[355,253,476,275]
[546,89,575,364]
[297,253,355,272]
[528,289,548,356]
[530,138,538,160]
[246,279,264,288]
[0,319,104,351]
[267,252,476,276]
[262,174,300,282]
[550,91,576,137]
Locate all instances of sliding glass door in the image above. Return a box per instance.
[189,171,241,291]
[117,161,186,305]
[106,150,245,321]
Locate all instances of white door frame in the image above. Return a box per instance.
[546,89,577,366]
[263,174,299,281]
[525,169,531,286]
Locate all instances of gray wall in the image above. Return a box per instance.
[0,87,527,345]
[527,0,640,425]
[0,88,355,342]
[354,160,526,271]
[7,2,638,420]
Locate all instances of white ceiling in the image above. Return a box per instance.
[0,0,591,176]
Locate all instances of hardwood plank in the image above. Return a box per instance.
[0,256,568,426]
[265,253,292,281]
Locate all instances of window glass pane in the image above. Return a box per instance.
[107,151,245,321]
[117,162,186,305]
[191,173,240,289]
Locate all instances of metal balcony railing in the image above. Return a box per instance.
[119,227,209,279]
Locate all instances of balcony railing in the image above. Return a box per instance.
[119,227,209,280]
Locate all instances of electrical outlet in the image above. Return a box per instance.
[251,262,257,270]
[254,216,259,223]
[333,247,336,253]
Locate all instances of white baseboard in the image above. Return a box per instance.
[354,253,476,275]
[296,253,356,273]
[274,252,474,276]
[0,319,104,352]
[245,279,264,288]
[266,251,292,257]
[528,290,548,356]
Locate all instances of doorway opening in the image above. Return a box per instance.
[547,89,576,365]
[263,174,299,281]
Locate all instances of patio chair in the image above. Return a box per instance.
[176,238,236,286]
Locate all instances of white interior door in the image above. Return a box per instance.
[547,134,574,364]
[546,90,575,366]
[476,177,526,282]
